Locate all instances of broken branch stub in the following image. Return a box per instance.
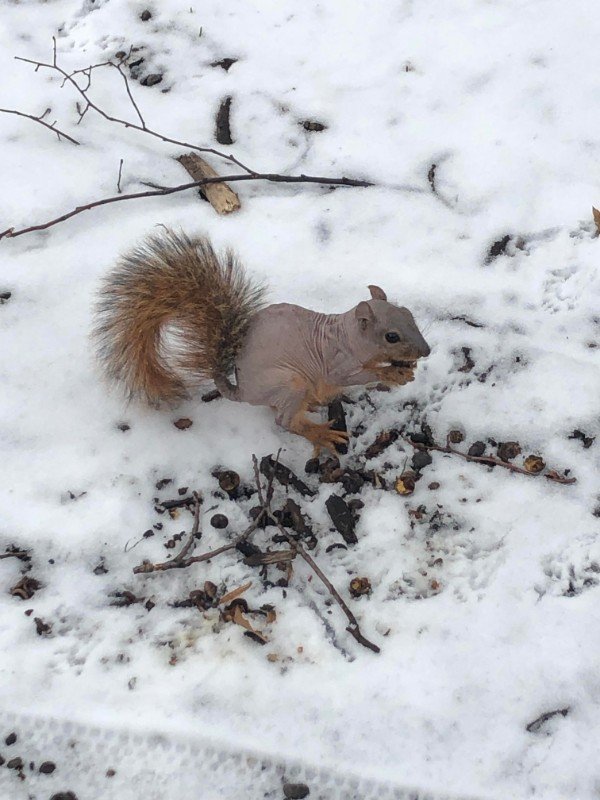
[177,153,241,215]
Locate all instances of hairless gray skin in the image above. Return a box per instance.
[215,285,430,453]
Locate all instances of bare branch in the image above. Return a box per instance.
[0,172,373,242]
[15,44,255,174]
[0,106,80,145]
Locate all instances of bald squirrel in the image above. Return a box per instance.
[94,230,430,452]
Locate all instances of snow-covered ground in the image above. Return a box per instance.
[1,1,599,798]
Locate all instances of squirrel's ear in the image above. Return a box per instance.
[355,301,375,331]
[368,285,387,302]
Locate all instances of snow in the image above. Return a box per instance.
[1,1,599,798]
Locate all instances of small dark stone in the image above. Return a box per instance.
[428,481,440,490]
[7,756,23,769]
[106,768,116,777]
[283,782,310,799]
[211,58,238,71]
[141,73,163,87]
[411,451,433,471]
[448,430,464,444]
[143,529,154,539]
[178,487,188,496]
[347,498,364,511]
[144,599,155,612]
[485,234,512,263]
[0,755,4,766]
[5,732,17,746]
[50,793,78,800]
[173,417,193,429]
[155,478,173,490]
[39,761,56,774]
[304,457,320,474]
[115,51,127,60]
[0,291,12,302]
[117,422,130,432]
[201,389,221,402]
[140,9,152,21]
[210,514,229,529]
[236,540,262,558]
[467,441,486,457]
[339,469,365,494]
[34,617,52,636]
[302,120,326,132]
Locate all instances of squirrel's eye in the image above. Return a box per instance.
[385,332,400,343]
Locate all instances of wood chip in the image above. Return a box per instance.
[177,153,241,215]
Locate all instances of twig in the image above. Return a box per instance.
[0,172,372,242]
[172,491,201,562]
[401,434,576,485]
[132,511,265,574]
[133,460,279,575]
[0,106,80,145]
[15,42,254,174]
[116,158,124,193]
[0,551,29,560]
[278,524,380,654]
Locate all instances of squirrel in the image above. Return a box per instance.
[94,229,430,452]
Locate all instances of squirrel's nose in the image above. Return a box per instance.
[420,341,431,357]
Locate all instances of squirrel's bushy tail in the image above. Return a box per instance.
[93,229,266,404]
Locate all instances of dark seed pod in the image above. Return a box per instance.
[448,429,464,444]
[210,514,229,529]
[467,441,486,458]
[349,577,372,597]
[523,455,545,474]
[395,470,416,496]
[283,783,310,799]
[217,470,240,497]
[497,441,521,461]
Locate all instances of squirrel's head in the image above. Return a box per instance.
[354,285,430,365]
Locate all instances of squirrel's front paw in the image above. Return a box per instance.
[300,420,350,456]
